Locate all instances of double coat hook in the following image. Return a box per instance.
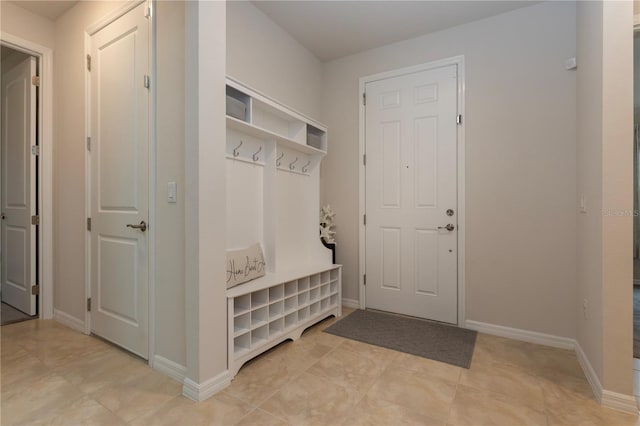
[253,146,262,162]
[289,157,298,170]
[233,140,243,157]
[276,152,285,167]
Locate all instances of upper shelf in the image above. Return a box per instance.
[226,117,325,157]
[226,78,328,155]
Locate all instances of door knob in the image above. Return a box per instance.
[437,224,455,232]
[126,221,147,232]
[1,213,4,220]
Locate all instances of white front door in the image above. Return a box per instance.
[89,3,149,358]
[365,65,458,324]
[1,56,37,316]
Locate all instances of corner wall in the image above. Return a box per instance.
[226,1,323,119]
[321,2,578,338]
[0,1,55,49]
[576,0,634,403]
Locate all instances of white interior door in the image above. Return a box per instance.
[1,56,37,316]
[365,65,458,324]
[90,3,149,358]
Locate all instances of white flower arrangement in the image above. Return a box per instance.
[319,205,336,244]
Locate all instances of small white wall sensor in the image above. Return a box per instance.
[565,57,577,71]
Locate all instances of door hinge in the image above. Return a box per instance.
[31,76,40,86]
[87,217,91,231]
[363,274,367,286]
[363,214,366,226]
[86,54,92,71]
[456,114,462,125]
[362,92,366,106]
[31,215,40,226]
[31,145,40,156]
[145,4,152,18]
[144,75,150,89]
[87,298,92,312]
[86,137,91,151]
[31,285,40,295]
[363,154,366,166]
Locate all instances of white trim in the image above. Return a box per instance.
[602,390,639,414]
[575,341,603,402]
[182,371,231,402]
[358,56,466,325]
[576,342,638,413]
[147,0,157,368]
[54,309,85,333]
[0,33,54,321]
[465,320,575,350]
[342,298,360,309]
[152,355,186,383]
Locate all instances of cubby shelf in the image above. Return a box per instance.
[227,265,342,379]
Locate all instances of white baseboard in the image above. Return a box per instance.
[575,341,603,402]
[182,370,231,402]
[342,298,360,309]
[602,390,638,414]
[53,309,85,333]
[464,320,575,350]
[152,355,186,383]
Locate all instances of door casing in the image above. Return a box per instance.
[0,33,54,321]
[358,56,466,326]
[84,0,156,365]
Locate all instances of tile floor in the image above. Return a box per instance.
[1,308,639,425]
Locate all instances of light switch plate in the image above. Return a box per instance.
[168,181,177,203]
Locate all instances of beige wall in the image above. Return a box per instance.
[577,0,634,397]
[321,2,578,337]
[53,1,128,322]
[601,0,633,395]
[576,0,605,383]
[155,0,187,368]
[226,1,323,119]
[0,1,55,49]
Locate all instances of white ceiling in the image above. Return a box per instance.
[252,1,540,62]
[9,0,78,21]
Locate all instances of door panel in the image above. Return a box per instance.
[1,56,37,315]
[365,65,458,324]
[90,3,149,358]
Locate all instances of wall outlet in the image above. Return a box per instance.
[583,298,588,318]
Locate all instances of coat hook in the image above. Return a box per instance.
[233,140,243,157]
[252,145,262,162]
[276,152,285,167]
[289,157,298,170]
[302,160,311,173]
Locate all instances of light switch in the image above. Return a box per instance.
[167,181,177,203]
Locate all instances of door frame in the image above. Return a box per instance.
[84,0,156,364]
[358,56,466,326]
[0,32,54,321]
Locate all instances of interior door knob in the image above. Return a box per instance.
[126,221,147,232]
[437,224,455,232]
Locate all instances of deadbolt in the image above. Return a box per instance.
[437,224,455,232]
[126,221,147,232]
[446,209,455,216]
